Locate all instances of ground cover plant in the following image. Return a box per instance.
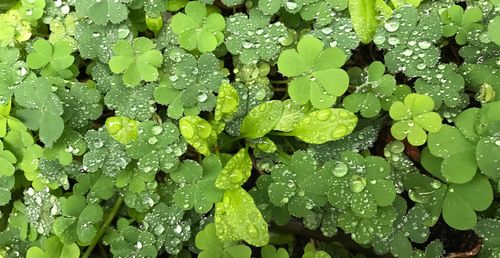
[0,0,499,257]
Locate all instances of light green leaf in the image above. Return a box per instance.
[349,0,379,43]
[215,148,252,190]
[240,100,284,139]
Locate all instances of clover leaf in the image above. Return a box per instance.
[82,128,130,176]
[75,22,132,63]
[249,175,291,226]
[24,187,60,235]
[215,187,269,247]
[337,206,397,245]
[106,218,158,258]
[109,37,163,86]
[171,1,225,52]
[373,6,442,77]
[225,9,287,64]
[261,245,289,258]
[0,173,15,205]
[310,18,360,57]
[488,16,500,45]
[115,165,160,212]
[53,194,103,244]
[327,151,396,218]
[141,203,191,254]
[475,218,500,257]
[73,171,115,203]
[300,0,348,27]
[75,0,131,25]
[127,120,186,172]
[427,102,500,182]
[105,80,156,121]
[19,0,45,22]
[343,61,396,118]
[441,5,483,45]
[0,140,16,177]
[154,51,227,119]
[195,223,252,258]
[268,151,329,218]
[13,76,64,147]
[414,64,465,109]
[58,82,103,129]
[302,243,330,258]
[26,39,75,79]
[277,36,349,109]
[215,148,252,190]
[389,93,443,146]
[170,156,223,213]
[26,236,79,258]
[42,130,86,166]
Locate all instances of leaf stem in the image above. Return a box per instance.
[270,79,290,84]
[82,196,123,258]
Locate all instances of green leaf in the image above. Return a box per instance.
[75,0,130,25]
[215,148,252,190]
[105,116,139,145]
[261,245,289,258]
[215,187,269,247]
[26,39,75,79]
[171,156,223,213]
[171,1,225,52]
[179,116,216,155]
[26,236,79,258]
[240,100,283,138]
[108,37,163,86]
[290,108,357,144]
[442,175,493,230]
[349,0,379,44]
[215,82,239,122]
[196,223,252,258]
[488,16,500,45]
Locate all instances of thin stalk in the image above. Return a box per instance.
[82,196,123,258]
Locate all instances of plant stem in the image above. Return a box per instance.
[82,196,123,258]
[271,79,290,84]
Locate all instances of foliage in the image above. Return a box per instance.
[1,1,499,258]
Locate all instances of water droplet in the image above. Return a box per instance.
[331,125,348,139]
[247,225,258,237]
[417,63,427,70]
[384,20,400,32]
[495,140,500,146]
[373,34,385,45]
[135,241,143,249]
[93,139,104,148]
[174,224,182,234]
[388,36,400,45]
[92,32,101,38]
[282,197,289,204]
[117,25,130,38]
[151,125,163,135]
[154,225,165,235]
[333,162,348,177]
[242,41,253,49]
[147,136,158,145]
[197,92,208,102]
[169,75,178,82]
[316,109,331,121]
[229,169,243,183]
[418,41,431,49]
[350,175,366,193]
[321,27,333,34]
[285,1,298,10]
[402,48,413,56]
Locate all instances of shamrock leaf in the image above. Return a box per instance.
[126,120,186,172]
[225,9,287,64]
[24,187,60,235]
[26,39,75,79]
[0,174,14,205]
[14,77,64,147]
[373,6,442,77]
[249,175,291,226]
[105,80,156,121]
[389,93,443,146]
[0,140,16,177]
[441,5,483,45]
[337,206,397,245]
[414,64,465,109]
[277,36,349,109]
[300,0,348,27]
[154,51,227,119]
[475,218,500,257]
[58,82,103,129]
[302,243,330,258]
[327,151,396,218]
[26,236,79,258]
[53,195,103,244]
[310,18,359,57]
[83,128,130,176]
[343,61,396,118]
[73,171,115,203]
[109,37,163,86]
[170,156,223,213]
[261,245,289,258]
[75,0,131,25]
[171,1,225,52]
[75,22,132,63]
[268,151,329,218]
[488,16,500,45]
[42,130,87,165]
[141,203,191,254]
[196,223,252,258]
[215,148,252,190]
[106,218,158,258]
[215,187,269,246]
[19,0,45,22]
